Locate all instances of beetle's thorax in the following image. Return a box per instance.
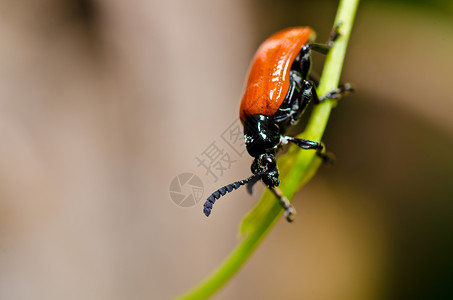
[243,115,281,157]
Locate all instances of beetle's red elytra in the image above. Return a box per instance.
[240,27,315,122]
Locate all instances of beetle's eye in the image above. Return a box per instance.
[262,155,276,170]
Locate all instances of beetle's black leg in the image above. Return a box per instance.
[273,73,316,130]
[309,23,342,54]
[297,45,312,80]
[317,83,354,103]
[283,137,335,164]
[309,43,330,55]
[316,149,336,165]
[311,83,354,104]
[284,136,323,150]
[302,24,352,104]
[296,23,341,79]
[328,22,342,46]
[270,187,296,222]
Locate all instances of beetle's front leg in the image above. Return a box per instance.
[282,136,335,164]
[270,187,296,222]
[282,136,322,150]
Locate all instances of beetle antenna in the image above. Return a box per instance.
[203,173,263,217]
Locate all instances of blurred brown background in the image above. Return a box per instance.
[0,0,452,299]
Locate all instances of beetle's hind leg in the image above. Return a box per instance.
[301,23,354,103]
[294,22,342,80]
[328,22,342,46]
[309,22,343,54]
[270,187,296,222]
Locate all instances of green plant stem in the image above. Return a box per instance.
[177,1,359,299]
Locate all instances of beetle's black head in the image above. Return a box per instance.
[251,153,279,188]
[243,115,281,157]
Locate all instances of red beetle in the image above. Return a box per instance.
[203,26,352,221]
